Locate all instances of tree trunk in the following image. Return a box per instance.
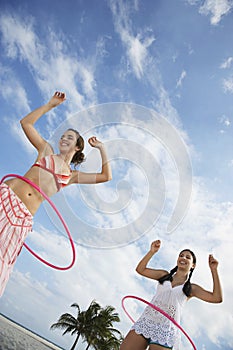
[70,334,80,350]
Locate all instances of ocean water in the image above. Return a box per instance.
[0,314,64,350]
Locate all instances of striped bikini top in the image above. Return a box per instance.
[32,155,72,191]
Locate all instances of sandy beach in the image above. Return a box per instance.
[0,314,64,350]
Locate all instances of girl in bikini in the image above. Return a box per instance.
[120,240,222,350]
[0,91,112,296]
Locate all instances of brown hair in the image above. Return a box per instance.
[68,128,85,167]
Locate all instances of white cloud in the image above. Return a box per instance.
[0,13,97,114]
[0,63,36,154]
[176,70,187,88]
[108,0,188,131]
[109,0,155,79]
[0,14,37,59]
[220,56,233,69]
[218,114,231,127]
[199,0,233,25]
[127,34,155,79]
[222,76,233,93]
[0,64,30,114]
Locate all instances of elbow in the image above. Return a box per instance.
[216,296,223,303]
[216,290,223,303]
[106,168,112,181]
[135,266,143,275]
[107,174,112,181]
[20,118,27,129]
[101,173,112,182]
[213,295,223,303]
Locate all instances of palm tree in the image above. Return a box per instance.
[92,334,124,350]
[50,300,123,350]
[81,301,102,350]
[84,304,122,349]
[50,303,81,350]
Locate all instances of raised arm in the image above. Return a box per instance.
[136,240,168,280]
[71,136,112,184]
[20,91,66,153]
[191,254,223,303]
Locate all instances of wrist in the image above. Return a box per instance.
[210,267,218,274]
[97,143,105,151]
[149,250,156,256]
[45,102,56,110]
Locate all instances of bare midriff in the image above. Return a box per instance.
[4,167,59,216]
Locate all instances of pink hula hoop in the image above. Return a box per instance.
[1,174,76,271]
[122,295,196,350]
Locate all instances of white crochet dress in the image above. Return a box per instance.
[132,281,187,349]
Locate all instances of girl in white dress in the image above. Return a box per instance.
[120,240,222,350]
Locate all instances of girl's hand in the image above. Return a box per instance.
[209,254,219,271]
[48,91,66,108]
[88,136,103,149]
[150,240,161,254]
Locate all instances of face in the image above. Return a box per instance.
[59,130,79,153]
[177,250,195,272]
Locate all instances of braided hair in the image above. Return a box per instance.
[68,128,85,167]
[158,249,196,297]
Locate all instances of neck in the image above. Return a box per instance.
[57,152,74,164]
[174,269,189,282]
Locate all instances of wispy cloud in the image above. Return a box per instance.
[222,76,233,93]
[199,0,233,25]
[0,64,30,114]
[0,12,97,112]
[108,0,185,129]
[220,56,233,69]
[0,63,34,153]
[108,0,155,80]
[218,114,231,127]
[176,70,187,88]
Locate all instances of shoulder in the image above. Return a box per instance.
[68,170,79,184]
[190,283,201,291]
[159,269,169,277]
[35,144,54,161]
[189,283,203,298]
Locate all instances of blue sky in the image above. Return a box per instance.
[0,0,233,349]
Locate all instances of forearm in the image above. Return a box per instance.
[211,269,223,303]
[136,250,155,274]
[98,144,112,181]
[20,103,53,126]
